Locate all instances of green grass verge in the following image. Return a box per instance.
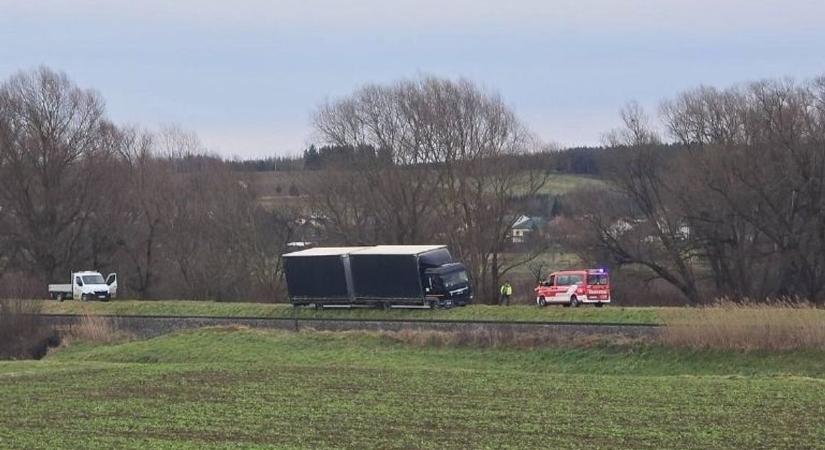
[39,300,660,324]
[1,328,824,449]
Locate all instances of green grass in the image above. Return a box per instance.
[39,300,660,324]
[1,328,824,449]
[537,173,608,195]
[506,172,608,196]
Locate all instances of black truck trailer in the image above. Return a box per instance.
[283,245,473,308]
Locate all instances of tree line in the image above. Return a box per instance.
[0,68,293,300]
[0,68,550,302]
[565,78,825,305]
[2,66,823,304]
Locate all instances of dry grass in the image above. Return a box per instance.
[66,312,126,344]
[380,327,646,349]
[660,299,825,351]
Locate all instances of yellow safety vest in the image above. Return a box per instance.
[501,284,512,296]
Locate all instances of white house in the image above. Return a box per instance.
[511,215,546,244]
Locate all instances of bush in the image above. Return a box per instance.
[0,272,45,299]
[610,272,691,306]
[0,299,59,359]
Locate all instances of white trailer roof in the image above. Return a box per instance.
[351,245,446,255]
[282,247,368,257]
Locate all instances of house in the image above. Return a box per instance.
[511,215,546,244]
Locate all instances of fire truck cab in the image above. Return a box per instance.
[534,269,611,307]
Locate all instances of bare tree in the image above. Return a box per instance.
[590,76,825,304]
[110,128,177,298]
[0,67,113,281]
[312,76,548,301]
[585,103,703,303]
[661,79,825,302]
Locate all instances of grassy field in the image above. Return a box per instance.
[40,300,660,324]
[250,170,607,210]
[1,327,824,449]
[535,173,608,195]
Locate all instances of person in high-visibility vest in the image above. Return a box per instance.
[499,281,513,306]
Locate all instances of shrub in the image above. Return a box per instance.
[0,299,59,359]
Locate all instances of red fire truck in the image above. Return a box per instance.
[534,268,611,307]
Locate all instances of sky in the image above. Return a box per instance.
[1,0,824,158]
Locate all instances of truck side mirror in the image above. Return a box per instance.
[76,278,83,286]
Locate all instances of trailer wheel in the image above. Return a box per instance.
[538,297,547,307]
[570,295,580,308]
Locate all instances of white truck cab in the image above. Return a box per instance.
[49,271,117,301]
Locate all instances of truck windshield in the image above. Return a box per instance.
[441,270,469,290]
[587,274,609,285]
[81,275,105,284]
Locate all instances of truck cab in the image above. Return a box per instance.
[424,263,472,307]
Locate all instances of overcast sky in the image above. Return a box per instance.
[2,0,824,158]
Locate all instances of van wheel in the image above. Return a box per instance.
[570,296,580,308]
[595,302,604,308]
[538,297,547,307]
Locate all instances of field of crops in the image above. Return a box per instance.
[1,327,824,449]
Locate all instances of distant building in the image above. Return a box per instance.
[511,215,546,244]
[286,241,315,251]
[292,214,326,244]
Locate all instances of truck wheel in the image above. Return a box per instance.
[56,293,64,302]
[595,302,604,308]
[538,297,547,307]
[429,300,438,309]
[570,296,580,308]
